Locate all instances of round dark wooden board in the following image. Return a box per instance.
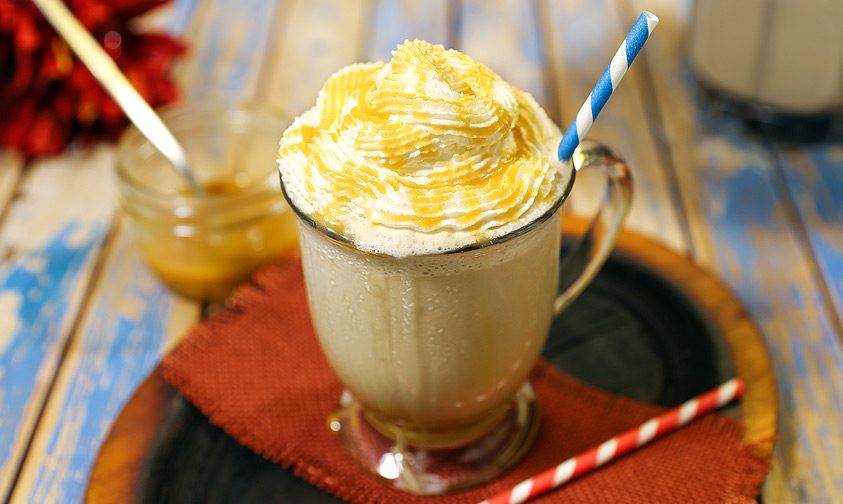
[85,223,777,504]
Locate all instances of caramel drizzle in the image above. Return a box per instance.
[278,40,561,235]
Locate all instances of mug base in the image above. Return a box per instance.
[327,383,540,495]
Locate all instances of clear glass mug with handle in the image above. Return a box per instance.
[282,140,632,495]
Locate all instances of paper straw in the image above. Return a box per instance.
[557,11,659,163]
[479,378,745,504]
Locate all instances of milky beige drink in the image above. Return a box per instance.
[297,206,561,432]
[278,39,569,434]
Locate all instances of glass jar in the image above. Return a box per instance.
[116,106,298,301]
[690,0,843,139]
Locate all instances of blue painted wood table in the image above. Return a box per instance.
[1,1,842,502]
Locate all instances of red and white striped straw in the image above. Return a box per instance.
[479,378,745,504]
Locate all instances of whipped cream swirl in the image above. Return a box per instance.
[278,39,569,256]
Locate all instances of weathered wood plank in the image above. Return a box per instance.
[165,0,201,35]
[0,148,115,499]
[255,0,370,116]
[457,0,549,113]
[175,0,282,106]
[540,0,687,251]
[628,0,843,500]
[775,145,843,327]
[10,0,373,499]
[9,220,199,504]
[367,0,449,60]
[0,0,214,489]
[5,0,275,500]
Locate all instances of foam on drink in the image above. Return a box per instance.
[277,39,569,256]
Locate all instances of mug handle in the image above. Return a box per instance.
[554,140,633,315]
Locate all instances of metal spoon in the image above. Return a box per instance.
[32,0,204,194]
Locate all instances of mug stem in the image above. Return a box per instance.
[554,140,634,315]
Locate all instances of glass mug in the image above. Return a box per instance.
[282,140,632,494]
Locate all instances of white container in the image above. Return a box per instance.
[690,0,843,115]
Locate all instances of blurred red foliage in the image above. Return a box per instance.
[0,0,186,159]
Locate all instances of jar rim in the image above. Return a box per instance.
[115,105,286,214]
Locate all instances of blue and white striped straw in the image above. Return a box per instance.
[557,11,659,164]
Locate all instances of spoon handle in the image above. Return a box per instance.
[32,0,203,193]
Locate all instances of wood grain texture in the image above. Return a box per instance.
[457,0,550,116]
[174,0,280,107]
[0,148,115,500]
[367,0,449,59]
[539,0,688,251]
[0,3,210,497]
[83,368,173,504]
[9,221,199,504]
[255,0,371,117]
[629,0,843,500]
[774,145,843,328]
[5,0,272,501]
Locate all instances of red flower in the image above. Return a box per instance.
[0,0,186,158]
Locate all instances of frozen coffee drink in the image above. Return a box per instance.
[277,39,631,494]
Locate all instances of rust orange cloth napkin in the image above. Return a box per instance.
[162,260,769,503]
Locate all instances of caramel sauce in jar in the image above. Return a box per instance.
[116,107,297,301]
[134,179,298,301]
